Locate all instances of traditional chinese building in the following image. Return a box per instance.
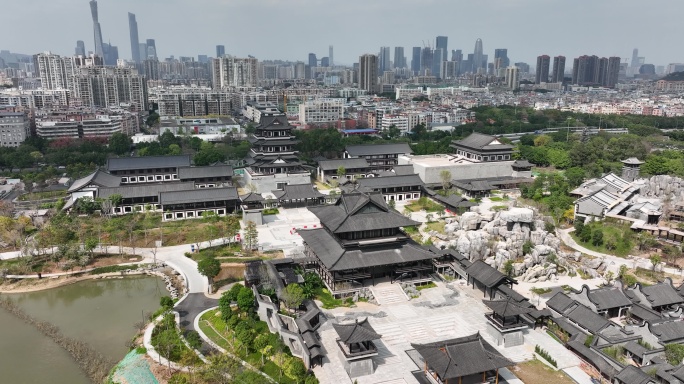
[299,191,440,297]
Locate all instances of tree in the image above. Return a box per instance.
[236,286,255,312]
[282,283,305,312]
[650,254,662,272]
[284,357,307,381]
[439,170,452,191]
[636,232,658,252]
[336,166,346,180]
[243,220,259,251]
[273,351,288,380]
[197,257,221,290]
[503,260,514,276]
[591,229,604,246]
[184,330,203,350]
[619,264,628,279]
[108,133,132,155]
[388,199,396,209]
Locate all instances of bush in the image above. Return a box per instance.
[237,287,255,312]
[535,345,557,367]
[135,346,147,354]
[90,264,136,274]
[665,344,684,365]
[184,330,203,350]
[522,241,534,256]
[160,296,174,309]
[592,229,604,246]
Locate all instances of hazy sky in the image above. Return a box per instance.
[2,0,681,66]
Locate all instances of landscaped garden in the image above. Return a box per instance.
[197,284,319,384]
[405,197,445,213]
[571,219,636,257]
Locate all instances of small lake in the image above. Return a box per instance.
[0,276,165,384]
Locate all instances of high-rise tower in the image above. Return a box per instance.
[379,47,391,72]
[359,54,379,94]
[411,47,421,74]
[631,49,639,69]
[75,41,86,57]
[128,13,140,63]
[435,36,448,63]
[552,56,566,83]
[472,38,484,73]
[146,39,157,60]
[89,0,104,57]
[535,55,550,84]
[394,47,405,69]
[329,45,334,67]
[216,45,225,57]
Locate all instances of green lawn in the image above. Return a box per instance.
[571,222,633,257]
[314,287,354,309]
[425,221,445,233]
[406,197,444,213]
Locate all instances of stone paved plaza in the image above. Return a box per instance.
[312,280,582,384]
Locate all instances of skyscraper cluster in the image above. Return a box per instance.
[572,55,621,88]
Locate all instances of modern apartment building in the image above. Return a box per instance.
[211,56,259,88]
[0,112,30,147]
[298,99,345,126]
[73,66,147,110]
[535,55,550,84]
[552,56,566,83]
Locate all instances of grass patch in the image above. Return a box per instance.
[90,264,142,274]
[492,205,508,211]
[530,287,552,295]
[489,196,505,202]
[425,221,445,233]
[314,287,348,309]
[417,282,437,291]
[262,208,280,215]
[514,360,574,384]
[18,190,67,201]
[406,197,444,213]
[571,222,634,257]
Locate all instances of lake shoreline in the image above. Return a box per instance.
[0,270,166,294]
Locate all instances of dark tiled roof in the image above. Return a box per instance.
[483,299,534,317]
[623,341,649,358]
[298,228,438,271]
[651,321,684,343]
[565,303,610,333]
[452,133,514,151]
[616,365,655,384]
[333,318,381,344]
[589,287,633,311]
[159,187,239,205]
[318,158,369,171]
[308,192,419,233]
[432,194,478,209]
[345,143,413,157]
[628,303,663,322]
[496,284,528,303]
[98,182,195,200]
[272,184,324,201]
[392,164,416,176]
[551,316,583,337]
[452,179,496,192]
[106,155,191,172]
[465,260,515,288]
[412,333,513,381]
[177,165,233,180]
[302,331,320,348]
[68,169,121,192]
[513,159,533,168]
[642,282,684,308]
[356,174,424,190]
[546,292,575,313]
[239,192,265,203]
[255,114,292,130]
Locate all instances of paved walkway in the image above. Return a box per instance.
[370,282,409,305]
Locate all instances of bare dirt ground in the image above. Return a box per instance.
[512,360,575,384]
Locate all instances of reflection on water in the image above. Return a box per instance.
[0,276,164,384]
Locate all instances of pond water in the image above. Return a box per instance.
[0,276,165,384]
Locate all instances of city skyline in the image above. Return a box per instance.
[1,0,682,67]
